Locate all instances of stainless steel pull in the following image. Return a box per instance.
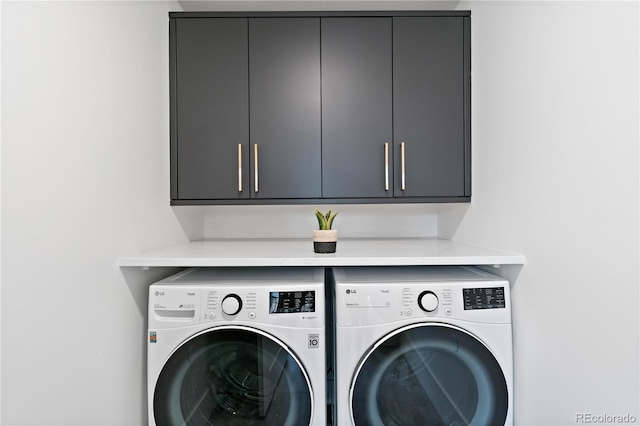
[384,143,389,191]
[254,144,259,193]
[401,142,406,191]
[238,144,243,192]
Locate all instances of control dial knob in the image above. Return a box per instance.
[418,291,439,312]
[221,294,243,316]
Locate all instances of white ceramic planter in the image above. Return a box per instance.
[312,229,337,253]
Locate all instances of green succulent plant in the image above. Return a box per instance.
[315,209,338,230]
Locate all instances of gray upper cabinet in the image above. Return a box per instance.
[321,18,393,199]
[171,18,249,200]
[393,17,470,198]
[249,18,322,199]
[169,12,470,205]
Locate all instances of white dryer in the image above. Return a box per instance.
[148,267,326,426]
[332,266,513,426]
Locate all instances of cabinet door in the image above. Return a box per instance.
[249,18,322,199]
[393,17,468,198]
[321,18,393,199]
[172,18,249,200]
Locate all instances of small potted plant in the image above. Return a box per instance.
[313,209,338,253]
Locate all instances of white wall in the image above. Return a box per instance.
[1,1,638,425]
[203,204,439,238]
[1,1,188,425]
[448,1,639,424]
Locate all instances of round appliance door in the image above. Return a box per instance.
[351,323,508,426]
[154,326,313,426]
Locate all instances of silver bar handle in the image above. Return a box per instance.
[238,144,243,192]
[401,142,406,191]
[254,144,259,193]
[384,143,389,191]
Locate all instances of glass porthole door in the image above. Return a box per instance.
[351,324,508,426]
[154,326,313,426]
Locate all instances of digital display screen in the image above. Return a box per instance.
[269,291,315,314]
[463,287,506,310]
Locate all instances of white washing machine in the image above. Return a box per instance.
[148,267,326,426]
[332,266,513,426]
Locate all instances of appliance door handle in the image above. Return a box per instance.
[401,142,406,191]
[254,144,259,193]
[238,144,243,192]
[384,142,389,191]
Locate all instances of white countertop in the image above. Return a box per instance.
[118,238,524,268]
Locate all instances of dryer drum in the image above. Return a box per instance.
[350,324,508,426]
[153,328,313,426]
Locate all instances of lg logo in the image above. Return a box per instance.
[345,289,357,294]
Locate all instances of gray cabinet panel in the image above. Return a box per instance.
[174,18,249,200]
[321,18,393,198]
[393,17,466,197]
[249,18,322,199]
[169,12,470,205]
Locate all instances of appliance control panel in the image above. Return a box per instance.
[148,284,323,329]
[336,281,510,326]
[203,289,258,319]
[269,291,316,314]
[463,287,506,310]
